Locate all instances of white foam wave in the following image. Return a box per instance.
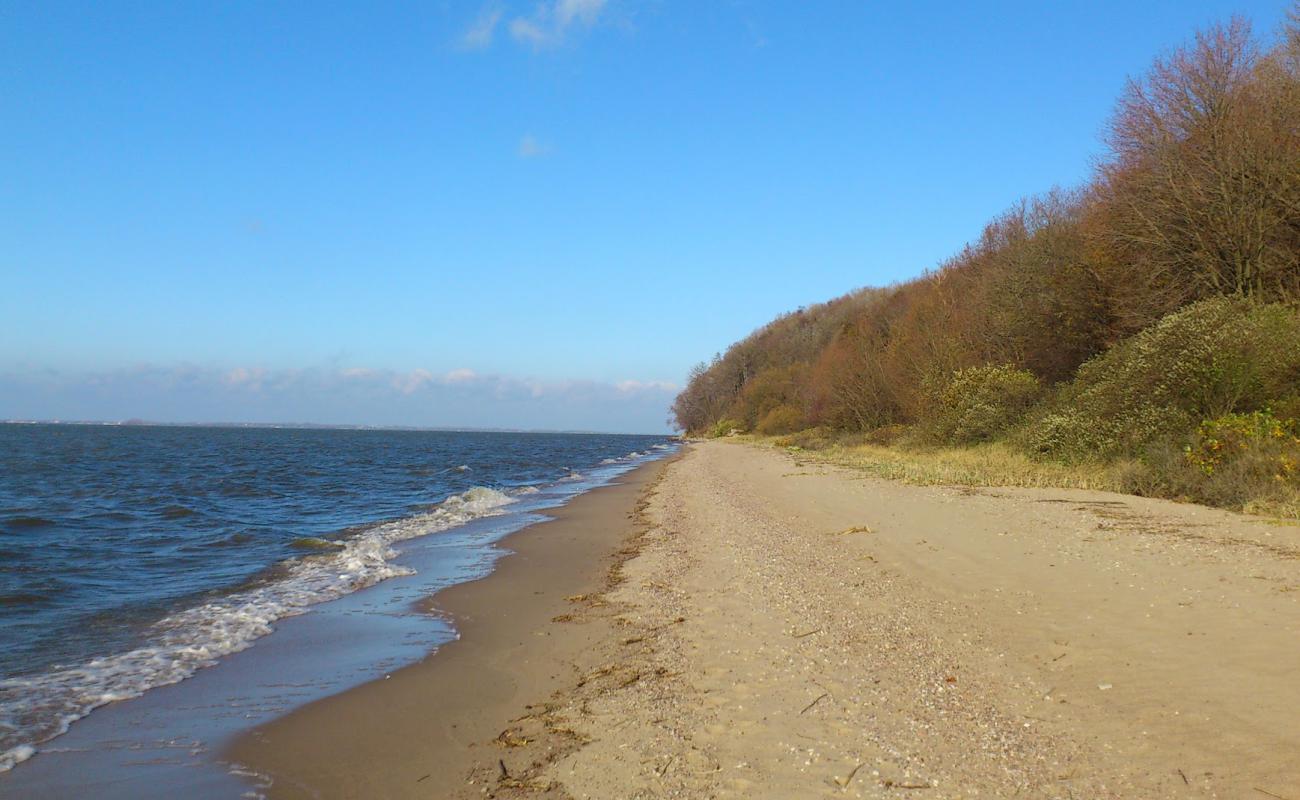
[0,486,517,772]
[599,448,665,466]
[0,745,34,771]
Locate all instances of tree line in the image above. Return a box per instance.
[673,10,1300,457]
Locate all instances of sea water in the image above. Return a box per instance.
[0,424,674,791]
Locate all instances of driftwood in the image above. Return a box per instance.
[883,778,932,790]
[800,692,829,714]
[649,616,686,631]
[835,762,864,790]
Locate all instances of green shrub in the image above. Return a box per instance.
[1270,395,1300,425]
[863,424,909,446]
[755,404,804,436]
[920,364,1041,445]
[1184,411,1300,480]
[706,418,744,438]
[773,426,838,450]
[1119,411,1300,517]
[1027,404,1192,460]
[1026,297,1300,459]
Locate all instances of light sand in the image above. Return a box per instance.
[236,441,1300,799]
[536,441,1300,799]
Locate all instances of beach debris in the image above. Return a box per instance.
[498,758,509,780]
[509,701,557,723]
[833,525,873,536]
[834,762,865,790]
[1254,789,1294,800]
[800,692,830,715]
[649,615,686,631]
[494,728,531,748]
[792,627,823,639]
[882,778,933,790]
[1098,682,1113,691]
[576,664,618,688]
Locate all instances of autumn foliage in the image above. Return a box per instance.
[674,10,1300,475]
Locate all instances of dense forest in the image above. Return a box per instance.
[673,9,1300,515]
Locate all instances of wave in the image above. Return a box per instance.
[3,516,55,530]
[160,505,198,520]
[288,536,345,551]
[0,592,53,608]
[598,448,663,466]
[0,485,518,772]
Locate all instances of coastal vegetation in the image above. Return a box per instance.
[673,9,1300,518]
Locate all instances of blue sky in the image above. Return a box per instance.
[1,0,1291,432]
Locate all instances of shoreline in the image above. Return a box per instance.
[225,454,674,798]
[228,440,1300,798]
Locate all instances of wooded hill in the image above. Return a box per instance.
[673,10,1300,516]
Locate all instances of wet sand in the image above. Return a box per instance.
[225,455,673,798]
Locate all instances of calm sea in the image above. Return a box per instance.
[0,424,675,774]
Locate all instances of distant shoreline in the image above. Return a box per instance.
[0,418,672,436]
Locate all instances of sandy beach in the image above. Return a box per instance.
[234,440,1300,799]
[225,454,675,798]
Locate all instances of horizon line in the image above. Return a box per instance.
[0,418,676,437]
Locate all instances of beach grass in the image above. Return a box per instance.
[743,434,1126,490]
[735,431,1300,519]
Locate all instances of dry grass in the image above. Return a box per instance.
[742,431,1300,520]
[753,435,1126,491]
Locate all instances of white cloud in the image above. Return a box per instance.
[555,0,606,27]
[460,6,503,50]
[517,134,550,158]
[0,362,678,432]
[616,379,678,393]
[508,17,548,47]
[442,368,478,383]
[391,368,434,395]
[509,0,607,48]
[222,367,267,390]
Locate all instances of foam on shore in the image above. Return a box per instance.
[0,485,520,772]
